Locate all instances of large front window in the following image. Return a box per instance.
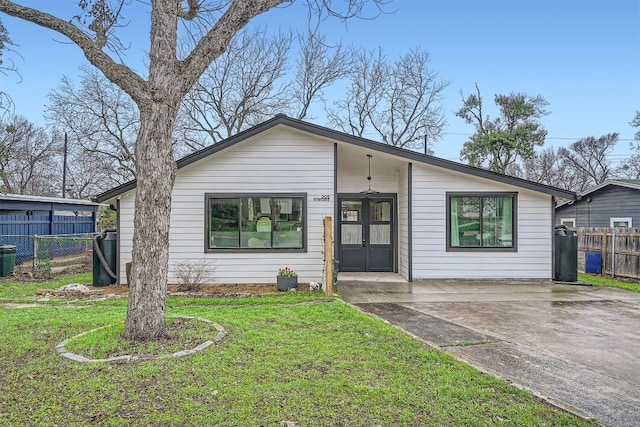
[447,193,516,251]
[206,194,305,251]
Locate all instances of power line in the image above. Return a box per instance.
[442,132,637,142]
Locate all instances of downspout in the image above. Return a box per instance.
[333,143,338,275]
[408,163,413,282]
[551,196,556,280]
[116,198,121,285]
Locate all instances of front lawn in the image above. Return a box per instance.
[0,274,595,426]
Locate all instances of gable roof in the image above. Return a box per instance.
[94,115,577,203]
[579,179,640,195]
[556,179,640,209]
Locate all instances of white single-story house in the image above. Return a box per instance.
[94,115,576,285]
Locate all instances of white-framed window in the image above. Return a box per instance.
[610,217,632,228]
[560,218,575,228]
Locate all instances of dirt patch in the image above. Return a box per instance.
[0,266,90,283]
[1,302,53,308]
[35,283,310,299]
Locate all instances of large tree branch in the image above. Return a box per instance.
[0,0,147,102]
[180,0,288,94]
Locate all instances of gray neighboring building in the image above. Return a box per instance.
[555,180,640,228]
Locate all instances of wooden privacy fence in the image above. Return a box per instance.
[577,227,640,280]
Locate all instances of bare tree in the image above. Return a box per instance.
[172,108,211,155]
[616,154,640,180]
[631,110,640,142]
[181,30,352,145]
[0,0,386,341]
[457,84,549,174]
[328,48,385,138]
[182,27,292,144]
[291,32,352,120]
[616,111,640,179]
[0,116,61,195]
[329,47,448,151]
[557,133,618,192]
[46,67,138,184]
[0,17,15,116]
[46,66,208,185]
[62,140,127,198]
[507,147,581,191]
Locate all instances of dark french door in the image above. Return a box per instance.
[338,196,395,272]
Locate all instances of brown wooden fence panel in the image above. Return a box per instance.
[577,227,640,280]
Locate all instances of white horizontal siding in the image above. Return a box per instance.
[411,164,553,279]
[117,125,555,283]
[117,192,135,284]
[117,127,335,284]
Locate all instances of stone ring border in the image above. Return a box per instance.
[56,315,227,363]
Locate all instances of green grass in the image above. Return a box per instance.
[578,273,640,292]
[64,316,221,359]
[0,272,92,303]
[0,275,596,426]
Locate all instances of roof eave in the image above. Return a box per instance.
[93,115,577,202]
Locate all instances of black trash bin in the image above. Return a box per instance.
[0,245,17,277]
[554,228,578,282]
[93,231,117,287]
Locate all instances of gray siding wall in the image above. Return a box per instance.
[556,186,640,228]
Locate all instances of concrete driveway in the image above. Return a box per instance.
[338,276,640,427]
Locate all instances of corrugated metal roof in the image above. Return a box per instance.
[0,193,98,206]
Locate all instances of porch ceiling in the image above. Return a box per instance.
[337,143,407,178]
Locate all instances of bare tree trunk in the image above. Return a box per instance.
[124,100,179,340]
[122,0,182,340]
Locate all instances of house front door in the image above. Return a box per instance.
[338,196,394,272]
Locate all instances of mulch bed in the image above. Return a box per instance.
[34,283,311,299]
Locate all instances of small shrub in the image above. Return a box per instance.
[174,260,215,291]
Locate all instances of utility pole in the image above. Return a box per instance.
[62,132,68,198]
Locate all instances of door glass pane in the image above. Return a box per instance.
[341,224,362,244]
[370,224,390,245]
[370,200,391,221]
[210,198,239,248]
[341,201,362,222]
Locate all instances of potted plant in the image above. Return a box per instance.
[277,266,298,291]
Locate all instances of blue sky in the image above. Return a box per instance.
[1,0,639,165]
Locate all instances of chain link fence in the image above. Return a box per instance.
[34,234,96,278]
[1,233,96,278]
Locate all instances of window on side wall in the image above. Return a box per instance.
[560,218,576,228]
[205,194,306,251]
[447,192,517,252]
[610,217,632,228]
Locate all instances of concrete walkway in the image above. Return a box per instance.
[338,278,640,427]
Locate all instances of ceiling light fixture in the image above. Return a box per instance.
[361,154,379,194]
